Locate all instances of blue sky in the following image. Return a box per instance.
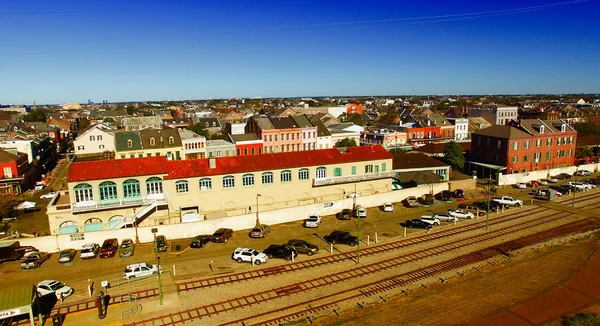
[1,0,599,104]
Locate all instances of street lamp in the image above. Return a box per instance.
[255,194,262,226]
[352,182,361,264]
[151,228,163,305]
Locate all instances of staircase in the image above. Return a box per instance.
[132,201,159,226]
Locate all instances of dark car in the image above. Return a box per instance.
[472,201,500,212]
[423,194,434,205]
[323,231,357,246]
[249,224,271,238]
[454,189,465,198]
[211,228,233,243]
[20,252,50,269]
[404,219,433,229]
[555,173,572,180]
[154,235,168,252]
[57,249,76,263]
[287,239,319,256]
[263,244,297,260]
[336,209,352,220]
[99,238,119,258]
[190,235,212,248]
[119,239,135,258]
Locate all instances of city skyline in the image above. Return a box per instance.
[2,0,599,105]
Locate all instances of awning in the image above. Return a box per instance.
[467,161,507,170]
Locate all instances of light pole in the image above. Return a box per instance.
[151,228,163,305]
[572,167,578,207]
[255,194,262,226]
[353,182,360,264]
[486,185,491,230]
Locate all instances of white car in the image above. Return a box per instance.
[432,212,458,223]
[383,203,393,212]
[516,182,527,189]
[347,192,361,198]
[303,215,322,228]
[538,179,549,186]
[40,192,57,200]
[419,216,441,226]
[80,243,100,259]
[37,280,74,299]
[548,177,558,183]
[567,182,586,191]
[575,170,592,176]
[448,209,475,219]
[357,207,367,218]
[231,248,268,265]
[123,262,161,280]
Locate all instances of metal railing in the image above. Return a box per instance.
[70,195,168,213]
[312,171,395,187]
[120,294,141,322]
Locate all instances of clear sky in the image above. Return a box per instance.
[1,0,599,104]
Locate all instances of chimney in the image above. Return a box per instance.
[209,157,216,170]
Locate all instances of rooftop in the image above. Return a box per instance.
[392,152,449,170]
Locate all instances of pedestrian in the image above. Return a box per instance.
[59,291,64,303]
[32,230,36,237]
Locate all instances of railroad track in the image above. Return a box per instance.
[176,206,544,292]
[125,211,587,326]
[224,217,600,326]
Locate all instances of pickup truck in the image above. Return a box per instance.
[492,196,523,207]
[303,215,322,228]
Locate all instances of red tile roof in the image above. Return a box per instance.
[68,156,168,182]
[68,146,393,182]
[166,146,392,179]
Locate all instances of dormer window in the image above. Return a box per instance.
[127,139,132,148]
[90,136,95,141]
[539,125,544,134]
[168,136,174,144]
[561,124,566,132]
[150,137,156,146]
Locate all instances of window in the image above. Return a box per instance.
[557,137,561,145]
[99,145,105,149]
[97,135,102,141]
[569,136,573,144]
[242,174,255,186]
[381,163,386,172]
[569,149,573,156]
[222,176,235,188]
[199,178,212,190]
[486,139,491,147]
[280,170,292,182]
[237,149,241,156]
[291,133,294,140]
[90,136,95,141]
[365,165,374,173]
[95,182,117,202]
[524,141,530,149]
[74,183,94,203]
[523,155,529,162]
[513,142,518,150]
[123,179,141,199]
[477,138,481,145]
[495,154,500,161]
[512,156,518,163]
[313,132,316,138]
[175,180,189,193]
[78,145,85,150]
[546,151,550,161]
[274,135,278,141]
[127,139,133,148]
[497,140,501,148]
[334,168,342,177]
[251,148,255,155]
[536,139,541,147]
[146,177,163,195]
[168,136,174,144]
[262,172,273,184]
[298,169,309,180]
[316,167,326,179]
[150,138,156,146]
[547,138,552,146]
[138,153,143,158]
[244,148,248,155]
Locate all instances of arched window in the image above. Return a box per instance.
[199,178,212,191]
[127,139,133,147]
[85,218,102,224]
[145,177,163,195]
[175,180,189,193]
[316,167,326,180]
[242,173,254,186]
[59,221,79,234]
[122,179,141,201]
[262,172,273,184]
[150,137,156,146]
[99,181,118,204]
[298,168,309,180]
[280,170,292,182]
[169,136,174,144]
[222,175,235,188]
[74,183,93,203]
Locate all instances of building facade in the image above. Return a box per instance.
[74,126,115,156]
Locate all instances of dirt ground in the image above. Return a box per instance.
[315,235,600,326]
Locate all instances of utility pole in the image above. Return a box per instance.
[486,186,491,231]
[353,182,360,264]
[152,229,163,305]
[256,194,262,226]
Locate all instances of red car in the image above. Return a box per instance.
[99,238,119,258]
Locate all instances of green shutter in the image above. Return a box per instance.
[382,163,387,172]
[351,166,356,175]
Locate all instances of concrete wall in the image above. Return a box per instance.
[498,163,599,186]
[17,183,448,253]
[448,178,477,191]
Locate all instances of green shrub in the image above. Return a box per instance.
[563,313,600,326]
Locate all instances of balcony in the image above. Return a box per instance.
[312,171,395,187]
[70,195,169,214]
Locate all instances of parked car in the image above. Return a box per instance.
[567,182,586,191]
[211,228,233,243]
[432,212,458,223]
[123,262,161,280]
[249,224,271,238]
[37,280,74,299]
[474,201,501,212]
[575,169,592,176]
[34,181,46,191]
[323,231,358,246]
[406,196,419,207]
[80,243,100,259]
[99,238,119,258]
[419,216,441,226]
[287,239,319,256]
[346,192,361,198]
[190,235,212,248]
[356,207,367,218]
[548,176,559,183]
[528,180,539,188]
[40,192,57,200]
[263,244,297,260]
[119,238,135,257]
[303,216,322,228]
[383,202,393,212]
[454,189,465,198]
[440,190,452,201]
[337,209,353,220]
[231,247,268,265]
[58,248,76,263]
[538,179,549,185]
[515,182,527,189]
[404,219,433,230]
[448,209,475,219]
[423,194,434,205]
[154,235,168,252]
[555,173,572,180]
[21,252,50,269]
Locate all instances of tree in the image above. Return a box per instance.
[23,109,47,122]
[577,146,594,159]
[335,137,357,147]
[443,141,465,172]
[187,123,210,139]
[103,117,115,123]
[349,113,364,126]
[377,107,398,125]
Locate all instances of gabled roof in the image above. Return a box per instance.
[229,133,259,143]
[68,156,168,182]
[121,116,163,126]
[473,125,531,139]
[140,128,182,149]
[392,152,449,170]
[114,131,142,151]
[0,149,21,162]
[196,117,222,128]
[309,116,331,137]
[291,115,314,128]
[269,117,299,129]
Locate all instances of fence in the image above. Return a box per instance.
[497,162,599,186]
[120,294,141,322]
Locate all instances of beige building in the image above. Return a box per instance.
[121,116,163,131]
[73,124,115,155]
[47,146,394,234]
[115,129,184,160]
